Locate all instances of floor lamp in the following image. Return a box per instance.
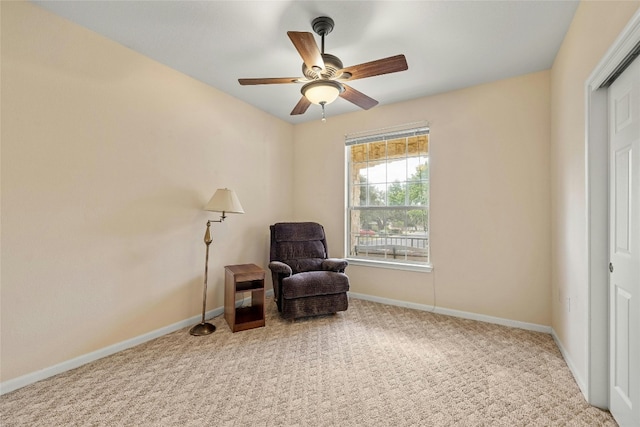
[189,188,244,336]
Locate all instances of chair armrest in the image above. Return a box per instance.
[268,261,292,276]
[322,258,348,272]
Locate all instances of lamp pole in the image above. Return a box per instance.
[190,215,225,336]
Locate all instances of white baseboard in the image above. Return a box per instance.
[348,292,553,334]
[551,328,588,400]
[0,289,274,396]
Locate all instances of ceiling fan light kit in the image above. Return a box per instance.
[238,15,408,121]
[301,80,344,105]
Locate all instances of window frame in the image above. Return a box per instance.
[344,124,432,272]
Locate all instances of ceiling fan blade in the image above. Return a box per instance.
[287,31,325,72]
[339,54,408,81]
[238,77,300,85]
[291,96,312,115]
[340,84,379,110]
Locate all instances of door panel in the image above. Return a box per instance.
[609,55,640,427]
[615,148,632,254]
[615,285,631,407]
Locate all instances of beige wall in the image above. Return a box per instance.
[0,2,294,382]
[293,70,552,326]
[550,0,640,388]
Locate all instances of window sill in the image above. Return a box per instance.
[346,257,433,273]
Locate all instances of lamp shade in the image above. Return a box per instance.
[301,80,344,105]
[205,188,244,214]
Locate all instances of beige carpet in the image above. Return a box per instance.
[0,297,616,426]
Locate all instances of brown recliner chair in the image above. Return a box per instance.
[269,222,349,320]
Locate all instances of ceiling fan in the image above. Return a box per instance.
[238,16,408,121]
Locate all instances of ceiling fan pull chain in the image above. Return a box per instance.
[321,102,327,123]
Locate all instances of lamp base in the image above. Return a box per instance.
[189,322,216,336]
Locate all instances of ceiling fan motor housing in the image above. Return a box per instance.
[303,53,344,80]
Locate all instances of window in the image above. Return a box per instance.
[345,124,430,269]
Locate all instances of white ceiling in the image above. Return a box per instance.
[31,0,579,124]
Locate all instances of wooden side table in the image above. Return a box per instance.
[224,264,265,332]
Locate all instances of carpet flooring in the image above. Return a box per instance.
[0,297,616,426]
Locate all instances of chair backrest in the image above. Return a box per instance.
[270,222,329,273]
